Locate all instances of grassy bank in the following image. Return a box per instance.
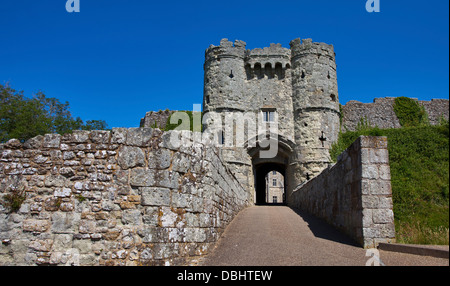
[330,121,449,245]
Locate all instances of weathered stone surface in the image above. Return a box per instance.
[23,135,43,149]
[72,130,90,143]
[148,148,171,169]
[342,97,449,131]
[5,139,22,149]
[172,152,191,173]
[141,188,170,206]
[0,127,249,266]
[117,146,145,170]
[90,131,110,144]
[126,128,153,146]
[23,219,50,233]
[51,213,80,234]
[140,110,175,129]
[129,168,155,187]
[43,134,61,149]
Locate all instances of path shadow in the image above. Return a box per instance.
[289,207,361,248]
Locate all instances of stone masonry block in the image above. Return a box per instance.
[129,168,155,187]
[372,209,394,224]
[42,134,61,149]
[71,130,90,143]
[126,128,153,147]
[22,219,51,233]
[362,209,373,226]
[378,164,391,180]
[148,148,172,170]
[367,148,389,164]
[117,146,145,170]
[90,130,111,144]
[111,128,127,144]
[359,136,388,149]
[369,180,392,195]
[361,164,379,180]
[141,187,171,206]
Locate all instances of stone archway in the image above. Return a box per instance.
[246,134,295,205]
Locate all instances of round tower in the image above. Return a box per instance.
[289,38,340,188]
[203,38,246,113]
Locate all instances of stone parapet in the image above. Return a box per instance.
[0,128,250,266]
[289,136,395,248]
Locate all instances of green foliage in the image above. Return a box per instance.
[393,96,429,127]
[164,111,203,132]
[330,121,449,244]
[75,194,87,203]
[0,83,109,142]
[330,117,383,162]
[1,190,26,213]
[81,119,108,131]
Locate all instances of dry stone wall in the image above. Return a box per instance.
[289,136,395,248]
[342,97,449,131]
[0,128,250,266]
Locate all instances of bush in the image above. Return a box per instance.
[1,190,26,213]
[393,96,428,127]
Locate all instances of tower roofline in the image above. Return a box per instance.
[205,38,247,63]
[289,38,335,59]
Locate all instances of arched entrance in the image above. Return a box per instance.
[246,134,295,205]
[254,163,286,205]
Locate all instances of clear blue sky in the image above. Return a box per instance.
[0,0,448,128]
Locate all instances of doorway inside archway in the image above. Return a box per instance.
[265,170,284,204]
[254,163,286,205]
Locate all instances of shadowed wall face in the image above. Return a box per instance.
[289,136,396,248]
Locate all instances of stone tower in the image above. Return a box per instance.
[202,38,340,205]
[289,38,340,187]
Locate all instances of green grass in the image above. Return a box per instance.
[330,121,449,245]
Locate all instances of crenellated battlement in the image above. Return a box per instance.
[245,43,291,72]
[289,38,335,60]
[204,38,247,63]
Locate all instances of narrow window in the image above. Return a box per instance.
[263,111,275,122]
[263,111,269,122]
[218,130,225,145]
[269,111,275,122]
[273,179,277,186]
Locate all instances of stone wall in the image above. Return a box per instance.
[289,136,395,248]
[140,110,175,129]
[342,97,449,131]
[0,128,251,266]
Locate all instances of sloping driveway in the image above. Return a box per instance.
[201,206,448,266]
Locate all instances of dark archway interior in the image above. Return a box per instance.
[254,163,286,205]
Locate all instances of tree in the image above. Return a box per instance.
[0,83,109,142]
